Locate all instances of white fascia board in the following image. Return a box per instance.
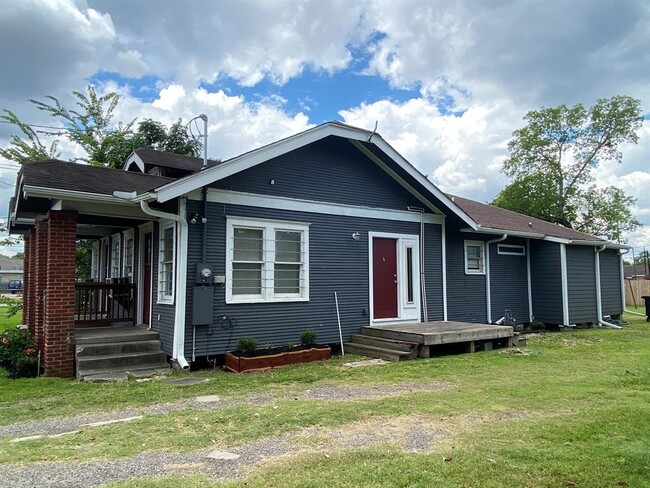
[152,122,478,233]
[23,185,136,205]
[544,236,572,244]
[349,140,442,214]
[123,151,145,172]
[369,136,478,229]
[202,189,445,225]
[461,227,546,239]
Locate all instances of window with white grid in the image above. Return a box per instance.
[123,230,135,280]
[110,234,121,278]
[226,218,309,303]
[464,240,485,275]
[158,221,175,303]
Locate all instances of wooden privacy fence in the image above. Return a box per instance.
[624,279,650,307]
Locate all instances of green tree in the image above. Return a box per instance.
[2,85,203,169]
[494,95,643,240]
[0,110,60,164]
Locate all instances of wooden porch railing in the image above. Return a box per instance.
[74,281,135,326]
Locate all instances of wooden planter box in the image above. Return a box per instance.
[224,346,331,373]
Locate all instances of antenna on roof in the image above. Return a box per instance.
[367,120,378,142]
[187,114,209,170]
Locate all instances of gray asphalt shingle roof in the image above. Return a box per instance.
[21,160,174,195]
[132,148,220,172]
[448,194,605,242]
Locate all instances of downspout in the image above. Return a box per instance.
[559,243,571,326]
[594,245,612,328]
[486,234,507,324]
[442,220,448,321]
[140,198,190,370]
[620,248,645,317]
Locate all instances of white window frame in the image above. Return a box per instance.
[122,229,135,281]
[91,241,100,281]
[157,221,175,304]
[464,240,486,275]
[226,217,309,304]
[110,233,121,279]
[497,244,525,256]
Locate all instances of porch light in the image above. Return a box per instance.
[190,213,207,224]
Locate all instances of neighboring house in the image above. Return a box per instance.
[8,122,627,377]
[624,264,649,280]
[0,257,23,290]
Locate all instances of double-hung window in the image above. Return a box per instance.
[464,240,485,275]
[158,221,175,303]
[122,230,135,281]
[110,234,121,278]
[226,218,309,303]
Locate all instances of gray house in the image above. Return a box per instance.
[9,122,627,377]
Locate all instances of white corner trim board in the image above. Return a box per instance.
[559,243,570,326]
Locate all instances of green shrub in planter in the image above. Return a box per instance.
[0,328,40,378]
[237,337,258,353]
[299,329,317,346]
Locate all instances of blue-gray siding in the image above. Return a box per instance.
[182,200,444,357]
[600,250,622,317]
[213,137,422,211]
[445,230,487,323]
[530,241,564,324]
[489,237,529,324]
[150,222,175,354]
[566,246,598,324]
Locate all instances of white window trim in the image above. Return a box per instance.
[497,244,525,256]
[110,233,122,279]
[91,241,100,281]
[464,240,486,275]
[122,229,135,281]
[225,217,310,304]
[157,220,176,305]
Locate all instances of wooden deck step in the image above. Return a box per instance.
[350,334,419,353]
[343,343,410,362]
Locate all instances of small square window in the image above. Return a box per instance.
[464,240,485,275]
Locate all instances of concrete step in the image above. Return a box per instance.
[78,364,171,382]
[350,334,418,353]
[76,340,163,357]
[75,327,159,345]
[76,350,168,371]
[344,343,411,362]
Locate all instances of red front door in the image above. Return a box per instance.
[143,232,152,326]
[373,237,398,319]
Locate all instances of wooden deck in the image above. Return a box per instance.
[361,321,514,358]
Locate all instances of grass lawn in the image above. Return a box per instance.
[0,310,22,334]
[1,313,648,487]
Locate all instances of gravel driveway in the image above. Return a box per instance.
[0,381,453,487]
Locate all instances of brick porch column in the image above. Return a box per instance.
[22,230,33,333]
[34,218,48,351]
[43,210,77,378]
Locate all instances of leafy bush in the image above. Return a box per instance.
[237,337,259,353]
[0,295,23,318]
[299,329,317,346]
[0,327,40,378]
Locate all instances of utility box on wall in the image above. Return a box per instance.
[192,286,214,325]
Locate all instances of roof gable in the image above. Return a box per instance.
[149,122,477,228]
